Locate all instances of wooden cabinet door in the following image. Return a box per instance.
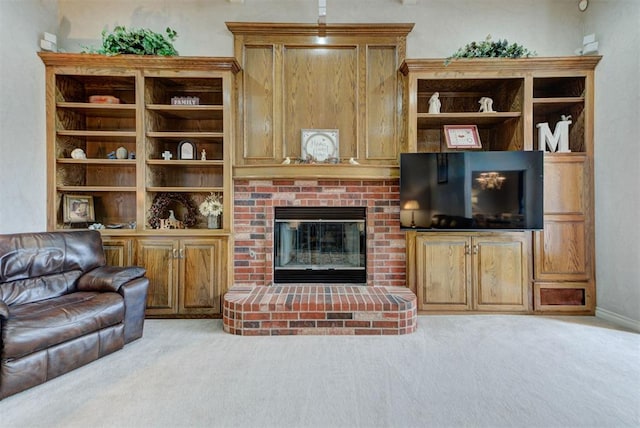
[135,239,178,316]
[415,234,471,311]
[535,156,591,281]
[102,238,132,267]
[178,239,225,315]
[473,235,529,312]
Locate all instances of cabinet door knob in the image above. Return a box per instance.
[172,249,178,259]
[473,244,479,254]
[179,248,185,259]
[464,244,470,255]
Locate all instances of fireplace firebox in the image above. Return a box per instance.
[274,207,366,283]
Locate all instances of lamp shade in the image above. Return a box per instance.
[404,200,420,210]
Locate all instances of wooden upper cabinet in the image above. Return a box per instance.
[400,56,601,154]
[227,22,413,171]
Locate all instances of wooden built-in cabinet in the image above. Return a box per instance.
[136,238,226,317]
[40,53,239,317]
[402,56,600,314]
[228,22,412,179]
[41,30,600,317]
[408,231,530,312]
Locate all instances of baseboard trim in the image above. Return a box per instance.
[596,307,640,332]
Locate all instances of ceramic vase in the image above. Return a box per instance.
[207,215,220,229]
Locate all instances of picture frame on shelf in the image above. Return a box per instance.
[444,125,482,149]
[178,140,196,160]
[63,195,95,223]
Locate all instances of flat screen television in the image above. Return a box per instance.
[400,151,544,231]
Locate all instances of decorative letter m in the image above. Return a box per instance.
[537,118,572,153]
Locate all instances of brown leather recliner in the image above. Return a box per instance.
[0,230,149,399]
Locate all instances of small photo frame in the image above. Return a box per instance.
[63,195,95,223]
[178,140,196,160]
[444,125,482,149]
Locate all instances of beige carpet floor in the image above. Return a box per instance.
[1,315,638,428]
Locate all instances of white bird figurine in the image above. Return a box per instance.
[349,157,359,165]
[281,157,291,164]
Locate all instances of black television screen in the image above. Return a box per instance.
[400,151,544,231]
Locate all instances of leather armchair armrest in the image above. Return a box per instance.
[77,266,146,292]
[0,298,8,319]
[119,277,150,343]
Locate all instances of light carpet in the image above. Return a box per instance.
[1,315,638,428]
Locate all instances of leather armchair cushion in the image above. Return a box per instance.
[0,271,82,307]
[77,266,146,292]
[2,292,124,360]
[0,231,105,283]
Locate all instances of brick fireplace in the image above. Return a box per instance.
[232,179,406,287]
[224,178,417,335]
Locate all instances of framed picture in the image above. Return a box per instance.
[178,140,196,160]
[301,129,339,162]
[436,153,448,183]
[444,125,482,149]
[63,195,95,223]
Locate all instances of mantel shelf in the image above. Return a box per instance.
[233,164,399,180]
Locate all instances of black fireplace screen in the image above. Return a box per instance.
[274,207,366,283]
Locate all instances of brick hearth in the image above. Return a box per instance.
[228,178,413,335]
[223,285,417,335]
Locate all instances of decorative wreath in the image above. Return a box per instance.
[148,192,199,229]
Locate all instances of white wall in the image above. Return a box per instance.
[585,0,640,330]
[0,0,57,233]
[1,0,637,326]
[56,0,582,57]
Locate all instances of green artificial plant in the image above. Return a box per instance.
[445,35,536,65]
[83,26,178,56]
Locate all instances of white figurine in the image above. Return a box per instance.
[349,157,359,165]
[70,148,86,159]
[428,92,441,114]
[201,149,207,160]
[281,157,291,164]
[115,146,128,159]
[478,97,495,113]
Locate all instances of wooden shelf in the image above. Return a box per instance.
[146,186,225,193]
[417,112,521,127]
[57,130,137,138]
[146,131,224,139]
[233,164,399,179]
[146,104,223,120]
[56,102,136,118]
[533,97,585,115]
[146,160,224,166]
[57,186,137,192]
[57,159,136,165]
